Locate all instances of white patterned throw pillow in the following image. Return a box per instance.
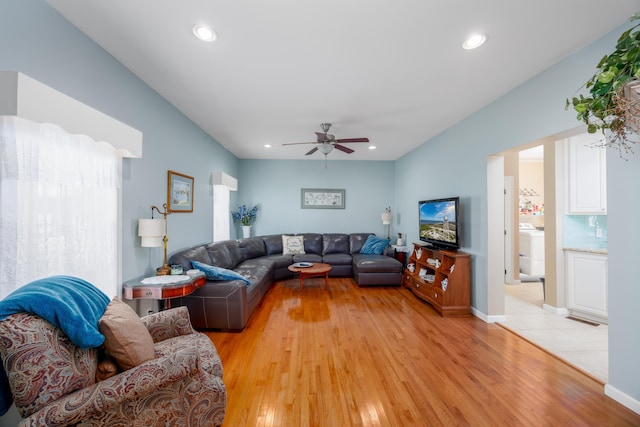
[282,235,305,254]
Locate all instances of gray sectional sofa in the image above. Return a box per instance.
[168,233,403,330]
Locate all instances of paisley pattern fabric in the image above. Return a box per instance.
[0,307,226,426]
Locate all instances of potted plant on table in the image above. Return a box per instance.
[566,12,640,157]
[232,204,259,238]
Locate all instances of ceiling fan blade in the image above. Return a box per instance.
[305,147,319,155]
[282,142,317,146]
[334,144,354,154]
[335,137,369,143]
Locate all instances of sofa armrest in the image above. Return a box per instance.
[141,306,195,343]
[383,247,395,257]
[21,347,200,426]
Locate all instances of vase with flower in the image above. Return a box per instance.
[232,204,259,238]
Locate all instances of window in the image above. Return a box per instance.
[213,185,230,241]
[212,172,237,242]
[0,117,120,299]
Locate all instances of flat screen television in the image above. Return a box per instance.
[418,197,460,250]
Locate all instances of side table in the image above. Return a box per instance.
[123,271,205,310]
[391,245,411,267]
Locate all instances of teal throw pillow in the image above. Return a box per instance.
[359,235,390,255]
[191,260,251,285]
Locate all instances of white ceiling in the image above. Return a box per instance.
[47,0,640,161]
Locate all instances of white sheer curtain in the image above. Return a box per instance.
[0,116,120,299]
[213,184,230,242]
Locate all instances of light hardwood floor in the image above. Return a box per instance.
[205,277,639,426]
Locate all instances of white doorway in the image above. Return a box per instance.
[488,130,609,383]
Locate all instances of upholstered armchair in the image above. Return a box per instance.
[0,306,226,426]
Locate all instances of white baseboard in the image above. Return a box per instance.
[471,307,506,323]
[542,303,569,316]
[605,384,640,415]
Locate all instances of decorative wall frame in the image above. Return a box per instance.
[301,188,345,209]
[167,170,194,212]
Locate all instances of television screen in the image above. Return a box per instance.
[419,197,460,250]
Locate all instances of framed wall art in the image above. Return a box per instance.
[167,170,194,212]
[301,188,345,209]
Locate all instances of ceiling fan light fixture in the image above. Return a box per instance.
[318,144,333,154]
[368,145,377,150]
[193,24,217,42]
[462,33,486,50]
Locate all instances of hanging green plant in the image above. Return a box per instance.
[566,12,640,156]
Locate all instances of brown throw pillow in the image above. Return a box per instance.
[98,297,155,370]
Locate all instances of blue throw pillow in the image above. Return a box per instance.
[191,260,251,285]
[359,235,390,255]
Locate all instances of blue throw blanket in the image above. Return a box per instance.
[0,275,111,416]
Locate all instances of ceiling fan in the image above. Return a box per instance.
[283,123,369,156]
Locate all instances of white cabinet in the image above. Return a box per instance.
[566,250,608,322]
[566,134,607,214]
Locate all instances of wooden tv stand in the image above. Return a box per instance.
[403,243,470,317]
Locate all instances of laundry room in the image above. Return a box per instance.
[518,146,545,281]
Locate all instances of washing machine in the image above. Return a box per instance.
[519,223,545,276]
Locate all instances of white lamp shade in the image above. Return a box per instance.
[138,218,165,247]
[381,212,392,225]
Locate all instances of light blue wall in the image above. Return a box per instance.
[1,0,638,415]
[607,146,640,402]
[236,159,395,238]
[394,21,640,408]
[0,1,239,283]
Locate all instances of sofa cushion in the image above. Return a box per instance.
[300,233,322,254]
[234,263,274,290]
[98,297,156,371]
[323,253,352,265]
[360,235,391,255]
[205,242,237,269]
[192,260,251,285]
[292,253,323,263]
[352,254,403,273]
[350,233,374,254]
[238,237,267,259]
[322,233,350,255]
[169,245,212,273]
[263,234,284,255]
[223,240,244,266]
[265,254,294,268]
[282,235,305,254]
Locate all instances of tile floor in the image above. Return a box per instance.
[500,281,608,383]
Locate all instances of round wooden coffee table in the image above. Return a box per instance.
[287,262,332,289]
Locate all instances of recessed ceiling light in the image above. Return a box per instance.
[264,144,272,148]
[368,145,377,150]
[193,24,217,42]
[462,33,486,50]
